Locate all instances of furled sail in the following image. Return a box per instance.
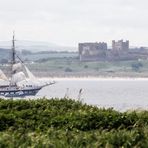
[11,71,26,84]
[0,69,8,81]
[24,66,36,80]
[12,63,22,72]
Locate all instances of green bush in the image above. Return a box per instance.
[0,98,147,147]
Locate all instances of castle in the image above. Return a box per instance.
[79,40,148,61]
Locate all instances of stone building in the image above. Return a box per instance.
[112,40,129,50]
[79,42,107,61]
[78,40,148,61]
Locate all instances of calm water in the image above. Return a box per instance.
[36,78,148,111]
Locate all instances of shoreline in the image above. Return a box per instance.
[38,76,148,81]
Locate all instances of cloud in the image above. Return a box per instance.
[0,0,148,47]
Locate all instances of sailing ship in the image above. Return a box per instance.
[0,33,55,97]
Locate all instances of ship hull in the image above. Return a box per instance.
[0,87,42,97]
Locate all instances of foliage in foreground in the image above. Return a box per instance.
[0,98,148,147]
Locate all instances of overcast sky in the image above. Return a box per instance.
[0,0,148,47]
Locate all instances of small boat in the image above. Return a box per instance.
[0,33,55,97]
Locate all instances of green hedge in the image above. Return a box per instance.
[0,98,148,147]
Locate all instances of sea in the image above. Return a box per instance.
[35,78,148,112]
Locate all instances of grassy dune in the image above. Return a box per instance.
[0,98,148,147]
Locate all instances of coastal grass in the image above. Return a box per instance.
[25,58,148,77]
[3,58,148,77]
[0,98,148,147]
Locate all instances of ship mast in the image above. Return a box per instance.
[12,32,16,74]
[10,32,16,86]
[12,32,16,64]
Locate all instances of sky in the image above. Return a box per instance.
[0,0,148,47]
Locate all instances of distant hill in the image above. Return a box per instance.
[0,47,78,63]
[0,40,77,52]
